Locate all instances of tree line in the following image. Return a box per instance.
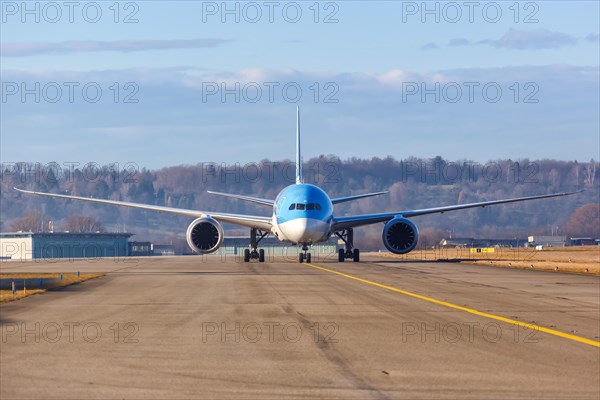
[2,156,598,249]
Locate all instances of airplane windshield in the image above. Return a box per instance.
[290,203,322,211]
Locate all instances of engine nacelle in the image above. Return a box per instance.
[382,217,419,254]
[186,217,224,254]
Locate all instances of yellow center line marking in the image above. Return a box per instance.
[304,262,600,348]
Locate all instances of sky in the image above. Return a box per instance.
[1,1,599,168]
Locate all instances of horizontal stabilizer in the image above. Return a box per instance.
[331,191,389,205]
[207,191,274,207]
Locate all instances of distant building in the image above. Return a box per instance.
[133,236,340,257]
[527,236,567,247]
[439,237,476,248]
[129,241,153,257]
[569,238,597,246]
[153,244,176,256]
[1,233,341,260]
[186,236,341,257]
[0,232,132,260]
[129,242,176,256]
[439,237,527,248]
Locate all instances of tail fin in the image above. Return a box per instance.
[295,106,303,184]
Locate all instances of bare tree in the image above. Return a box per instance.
[564,204,600,238]
[11,211,44,232]
[63,215,105,233]
[418,227,447,249]
[584,159,596,186]
[3,157,598,242]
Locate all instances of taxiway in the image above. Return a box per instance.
[1,255,598,399]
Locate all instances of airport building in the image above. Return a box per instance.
[0,232,133,260]
[440,235,597,249]
[213,236,341,257]
[439,237,527,248]
[129,241,154,257]
[1,232,341,260]
[132,237,341,257]
[570,238,599,246]
[527,236,567,247]
[129,242,176,256]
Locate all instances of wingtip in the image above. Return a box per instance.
[565,189,585,195]
[14,187,41,195]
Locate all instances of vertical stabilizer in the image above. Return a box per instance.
[295,106,303,184]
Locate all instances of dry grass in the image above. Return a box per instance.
[380,246,600,275]
[0,289,46,302]
[0,273,104,303]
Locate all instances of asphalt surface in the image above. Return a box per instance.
[1,255,599,399]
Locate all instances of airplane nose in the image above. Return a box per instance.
[297,219,308,232]
[289,219,308,242]
[280,218,327,243]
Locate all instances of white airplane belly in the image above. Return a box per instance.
[275,218,330,243]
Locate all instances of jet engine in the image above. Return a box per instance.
[382,217,419,254]
[186,217,224,254]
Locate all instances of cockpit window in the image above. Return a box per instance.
[290,203,322,211]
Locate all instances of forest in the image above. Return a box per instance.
[1,156,598,251]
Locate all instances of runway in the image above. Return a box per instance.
[1,255,599,399]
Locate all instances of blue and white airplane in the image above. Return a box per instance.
[16,108,579,263]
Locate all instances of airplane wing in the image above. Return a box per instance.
[14,188,272,231]
[207,191,274,206]
[331,191,389,204]
[331,191,582,231]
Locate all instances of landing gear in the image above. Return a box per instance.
[298,244,311,263]
[243,228,268,262]
[335,228,360,262]
[353,248,360,262]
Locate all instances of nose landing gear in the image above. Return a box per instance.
[298,244,312,263]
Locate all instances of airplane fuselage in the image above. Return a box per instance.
[272,184,333,244]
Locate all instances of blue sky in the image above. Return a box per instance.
[1,1,599,168]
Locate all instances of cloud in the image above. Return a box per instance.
[420,42,439,51]
[585,33,600,43]
[448,38,471,47]
[2,65,598,166]
[431,29,582,51]
[484,29,577,49]
[1,38,230,57]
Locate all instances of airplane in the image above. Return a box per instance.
[15,107,580,263]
